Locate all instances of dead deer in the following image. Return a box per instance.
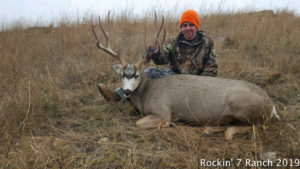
[91,12,280,140]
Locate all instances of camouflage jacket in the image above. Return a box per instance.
[152,31,218,76]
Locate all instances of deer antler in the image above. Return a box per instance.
[135,12,166,69]
[153,12,166,52]
[91,11,128,67]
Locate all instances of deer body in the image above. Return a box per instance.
[130,73,273,126]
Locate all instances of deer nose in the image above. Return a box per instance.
[124,89,132,96]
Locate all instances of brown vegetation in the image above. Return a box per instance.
[0,10,299,169]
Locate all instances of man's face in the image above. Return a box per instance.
[181,22,197,40]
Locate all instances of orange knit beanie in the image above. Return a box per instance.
[180,9,200,29]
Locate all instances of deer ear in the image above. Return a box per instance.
[112,64,123,74]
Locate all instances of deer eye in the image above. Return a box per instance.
[135,74,140,78]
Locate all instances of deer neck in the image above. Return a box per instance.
[129,72,149,112]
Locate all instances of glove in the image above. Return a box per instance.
[144,46,157,62]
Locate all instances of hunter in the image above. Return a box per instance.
[98,9,218,101]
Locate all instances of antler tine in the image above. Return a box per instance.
[153,14,165,53]
[101,11,110,48]
[153,12,157,47]
[91,20,101,42]
[98,16,109,49]
[92,12,128,67]
[161,27,166,45]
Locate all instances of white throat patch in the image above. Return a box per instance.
[122,77,140,92]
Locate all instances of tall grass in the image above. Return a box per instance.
[0,9,299,169]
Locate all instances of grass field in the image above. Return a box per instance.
[0,9,299,169]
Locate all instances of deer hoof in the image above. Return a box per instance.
[203,128,213,136]
[224,127,236,140]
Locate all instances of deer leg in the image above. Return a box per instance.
[136,114,165,128]
[138,105,173,129]
[203,127,227,136]
[224,126,252,140]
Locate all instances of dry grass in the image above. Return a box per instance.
[0,9,299,169]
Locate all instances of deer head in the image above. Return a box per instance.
[91,11,165,97]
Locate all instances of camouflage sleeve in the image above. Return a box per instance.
[201,41,218,77]
[152,40,173,65]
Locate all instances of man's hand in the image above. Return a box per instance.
[144,46,157,62]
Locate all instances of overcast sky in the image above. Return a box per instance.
[0,0,299,26]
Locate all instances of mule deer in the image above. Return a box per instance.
[91,12,280,140]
